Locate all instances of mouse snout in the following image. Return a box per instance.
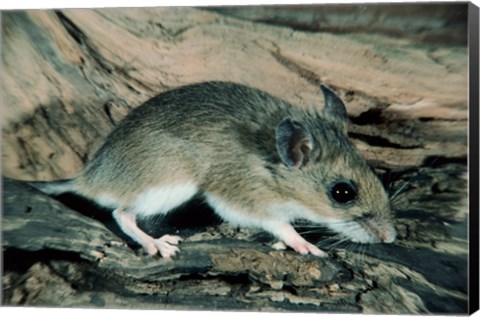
[356,216,396,244]
[379,229,396,244]
[376,221,396,244]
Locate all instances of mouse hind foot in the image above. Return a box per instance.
[112,208,182,258]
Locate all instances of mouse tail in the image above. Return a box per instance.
[28,179,76,195]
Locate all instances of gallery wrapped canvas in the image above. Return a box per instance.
[1,1,478,315]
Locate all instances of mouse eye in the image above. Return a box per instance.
[330,181,357,204]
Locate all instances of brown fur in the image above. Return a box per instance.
[31,81,396,256]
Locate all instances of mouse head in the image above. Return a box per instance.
[275,85,396,244]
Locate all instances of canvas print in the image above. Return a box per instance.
[1,2,478,314]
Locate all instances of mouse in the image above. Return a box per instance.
[29,81,396,258]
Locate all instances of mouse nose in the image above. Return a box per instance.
[382,235,395,243]
[381,229,396,243]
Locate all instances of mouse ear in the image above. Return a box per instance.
[275,117,316,169]
[320,85,348,132]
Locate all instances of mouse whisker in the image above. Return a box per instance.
[388,164,432,202]
[294,224,331,229]
[363,244,371,261]
[318,236,349,250]
[317,235,343,243]
[347,242,365,264]
[314,237,341,249]
[345,242,356,254]
[390,180,413,201]
[297,228,328,235]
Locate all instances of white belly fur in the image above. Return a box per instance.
[132,182,198,217]
[205,194,266,228]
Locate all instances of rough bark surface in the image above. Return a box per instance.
[1,5,469,313]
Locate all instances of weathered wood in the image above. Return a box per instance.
[1,5,469,313]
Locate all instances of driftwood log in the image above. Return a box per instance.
[1,5,470,313]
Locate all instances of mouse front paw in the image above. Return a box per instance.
[290,240,326,257]
[266,222,327,257]
[144,234,182,258]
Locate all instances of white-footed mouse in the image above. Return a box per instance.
[30,81,396,258]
